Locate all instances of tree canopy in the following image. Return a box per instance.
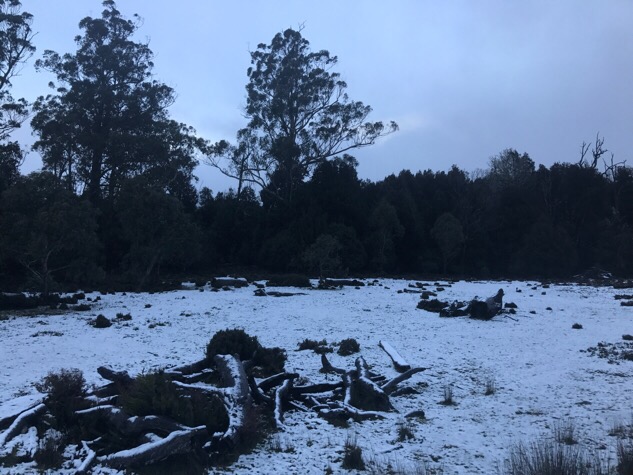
[209,28,398,204]
[31,0,202,204]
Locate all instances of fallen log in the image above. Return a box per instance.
[274,380,292,429]
[320,279,365,287]
[99,426,207,469]
[379,341,411,372]
[97,366,133,387]
[211,355,252,451]
[346,368,393,412]
[381,367,427,395]
[76,405,188,436]
[76,440,97,474]
[258,372,299,392]
[0,403,46,446]
[290,382,344,396]
[169,358,209,376]
[320,354,346,374]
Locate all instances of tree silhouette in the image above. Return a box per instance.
[209,28,397,204]
[31,0,202,203]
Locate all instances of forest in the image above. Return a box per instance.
[1,0,632,294]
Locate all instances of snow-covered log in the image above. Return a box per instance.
[99,426,207,469]
[76,440,97,474]
[169,358,209,376]
[320,354,345,374]
[75,405,188,436]
[258,372,299,392]
[381,367,427,395]
[290,382,343,395]
[0,403,46,446]
[97,366,133,387]
[211,354,252,450]
[346,367,393,412]
[379,340,411,372]
[247,375,273,405]
[274,380,292,429]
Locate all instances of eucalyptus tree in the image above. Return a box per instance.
[31,1,202,203]
[0,0,34,139]
[0,0,35,190]
[209,28,397,204]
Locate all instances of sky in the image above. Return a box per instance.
[10,0,633,193]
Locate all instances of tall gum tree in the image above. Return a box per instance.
[31,0,202,204]
[208,28,397,204]
[0,0,35,189]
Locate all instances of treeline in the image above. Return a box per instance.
[1,1,632,293]
[3,150,633,293]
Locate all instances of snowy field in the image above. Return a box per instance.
[1,279,632,474]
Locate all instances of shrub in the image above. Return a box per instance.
[206,328,261,362]
[337,338,360,356]
[253,346,287,377]
[572,323,583,330]
[35,368,86,431]
[74,303,91,311]
[120,370,228,434]
[94,314,111,328]
[417,299,448,313]
[342,435,365,470]
[298,338,331,354]
[33,431,64,470]
[115,312,132,321]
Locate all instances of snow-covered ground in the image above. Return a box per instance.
[1,279,632,474]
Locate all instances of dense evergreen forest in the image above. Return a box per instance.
[1,1,632,294]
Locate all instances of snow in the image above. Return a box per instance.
[0,279,632,474]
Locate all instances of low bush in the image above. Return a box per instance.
[33,431,65,470]
[206,329,260,362]
[337,338,360,356]
[115,312,132,321]
[120,370,228,434]
[94,314,111,328]
[35,368,86,431]
[297,338,332,354]
[253,346,287,377]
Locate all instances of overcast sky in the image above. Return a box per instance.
[11,0,633,192]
